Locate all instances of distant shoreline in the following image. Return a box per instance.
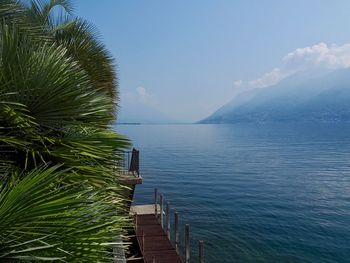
[117,122,141,125]
[117,122,194,125]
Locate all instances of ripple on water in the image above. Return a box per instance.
[117,124,350,263]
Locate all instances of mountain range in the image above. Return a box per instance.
[199,68,350,124]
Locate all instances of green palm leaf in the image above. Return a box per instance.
[0,166,129,262]
[0,1,132,261]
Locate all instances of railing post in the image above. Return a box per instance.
[154,188,158,217]
[134,213,138,232]
[127,151,130,170]
[174,210,179,253]
[128,150,133,172]
[160,194,164,228]
[199,240,204,263]
[134,148,139,176]
[141,229,145,253]
[185,224,190,263]
[129,148,140,176]
[166,202,170,239]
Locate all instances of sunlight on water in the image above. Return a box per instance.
[116,124,350,263]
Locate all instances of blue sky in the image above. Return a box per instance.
[75,1,350,122]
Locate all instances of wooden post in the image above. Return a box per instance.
[154,188,158,217]
[174,210,179,253]
[134,149,139,176]
[166,202,170,239]
[160,194,164,229]
[141,229,144,253]
[134,213,138,232]
[127,151,130,170]
[199,240,204,263]
[129,148,140,176]
[185,224,190,263]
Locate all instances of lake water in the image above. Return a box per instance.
[116,124,350,263]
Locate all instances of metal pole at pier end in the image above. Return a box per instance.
[185,224,190,263]
[199,240,204,263]
[127,151,130,170]
[160,193,164,229]
[133,148,139,176]
[154,188,158,217]
[166,202,170,239]
[174,210,179,253]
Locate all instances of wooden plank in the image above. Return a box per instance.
[130,205,160,216]
[144,251,182,263]
[139,236,174,252]
[136,225,166,237]
[120,171,143,184]
[135,213,183,263]
[137,215,158,226]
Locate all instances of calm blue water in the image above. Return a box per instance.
[116,124,350,263]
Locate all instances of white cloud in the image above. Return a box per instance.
[122,86,157,107]
[136,86,147,97]
[233,80,243,88]
[234,42,350,90]
[283,42,350,69]
[248,67,292,89]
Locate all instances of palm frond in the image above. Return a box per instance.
[0,166,129,262]
[53,18,119,106]
[0,2,132,261]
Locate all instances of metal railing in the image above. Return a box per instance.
[129,148,139,176]
[154,188,205,263]
[116,148,140,177]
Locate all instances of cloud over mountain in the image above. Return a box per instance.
[201,67,350,124]
[234,43,350,90]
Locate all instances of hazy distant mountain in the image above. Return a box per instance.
[117,102,175,124]
[200,68,350,123]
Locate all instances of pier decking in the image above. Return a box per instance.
[131,205,182,263]
[122,150,204,263]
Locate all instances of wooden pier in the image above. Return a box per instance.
[121,150,205,263]
[119,148,142,185]
[128,191,205,263]
[131,204,182,263]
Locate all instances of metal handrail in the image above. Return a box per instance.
[153,188,205,263]
[116,148,140,177]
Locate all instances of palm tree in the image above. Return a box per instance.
[0,1,131,261]
[22,0,119,107]
[0,166,129,262]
